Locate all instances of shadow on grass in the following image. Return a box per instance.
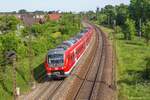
[116,37,125,40]
[125,41,143,46]
[142,57,150,80]
[33,63,47,83]
[16,68,28,84]
[118,56,150,85]
[118,70,143,85]
[33,63,65,83]
[0,80,13,96]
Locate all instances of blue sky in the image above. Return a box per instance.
[0,0,130,12]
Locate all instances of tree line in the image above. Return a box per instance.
[0,12,81,97]
[90,0,150,44]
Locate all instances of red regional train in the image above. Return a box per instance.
[44,27,94,78]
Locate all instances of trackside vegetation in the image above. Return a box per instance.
[0,13,81,99]
[100,26,150,99]
[88,0,150,99]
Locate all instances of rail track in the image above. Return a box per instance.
[73,24,105,99]
[18,22,115,100]
[88,24,107,99]
[54,23,108,100]
[51,23,116,100]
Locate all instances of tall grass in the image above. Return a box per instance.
[100,26,150,100]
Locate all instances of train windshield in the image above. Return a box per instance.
[48,54,63,59]
[48,54,64,66]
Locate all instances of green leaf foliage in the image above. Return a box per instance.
[142,21,150,44]
[124,18,136,40]
[0,16,20,33]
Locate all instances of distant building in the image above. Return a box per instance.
[20,14,36,26]
[15,14,45,26]
[48,11,61,21]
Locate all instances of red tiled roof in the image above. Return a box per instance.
[48,13,61,21]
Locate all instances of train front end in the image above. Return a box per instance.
[45,48,66,78]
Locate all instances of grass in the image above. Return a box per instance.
[0,53,46,100]
[100,26,150,100]
[0,24,81,99]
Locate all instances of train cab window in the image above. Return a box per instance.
[48,54,63,59]
[48,54,64,66]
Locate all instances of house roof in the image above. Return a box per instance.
[48,12,61,21]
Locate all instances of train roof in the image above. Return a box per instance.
[80,28,88,33]
[48,48,65,55]
[63,41,74,46]
[48,27,91,55]
[76,34,83,39]
[68,39,77,44]
[57,44,69,50]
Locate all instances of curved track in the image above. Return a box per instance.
[56,23,109,100]
[73,24,106,99]
[18,22,115,100]
[51,23,115,100]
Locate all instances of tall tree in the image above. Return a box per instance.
[18,9,28,14]
[102,5,116,26]
[124,18,136,40]
[116,4,129,25]
[142,21,150,45]
[129,0,150,36]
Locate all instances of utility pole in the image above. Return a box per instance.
[107,16,110,26]
[113,20,116,30]
[139,18,142,38]
[6,51,17,100]
[96,7,99,20]
[12,54,17,100]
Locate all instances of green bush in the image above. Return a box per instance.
[0,16,20,33]
[1,33,21,52]
[0,13,82,99]
[115,26,122,34]
[142,21,150,45]
[31,24,44,36]
[32,37,47,56]
[124,18,136,40]
[17,43,28,58]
